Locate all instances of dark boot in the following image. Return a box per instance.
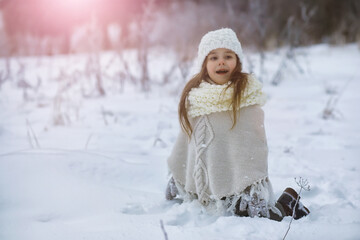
[277,187,310,220]
[269,202,285,222]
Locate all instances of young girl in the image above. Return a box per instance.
[165,28,310,221]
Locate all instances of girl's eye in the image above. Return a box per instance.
[225,55,233,59]
[209,56,218,61]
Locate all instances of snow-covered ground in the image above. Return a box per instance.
[0,44,359,240]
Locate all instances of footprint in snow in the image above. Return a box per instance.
[35,213,59,223]
[120,199,182,215]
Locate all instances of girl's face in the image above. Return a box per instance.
[206,48,237,85]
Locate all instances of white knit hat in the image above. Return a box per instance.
[195,28,244,72]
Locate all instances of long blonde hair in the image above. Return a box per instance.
[179,55,250,137]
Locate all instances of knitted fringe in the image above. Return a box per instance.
[174,177,281,218]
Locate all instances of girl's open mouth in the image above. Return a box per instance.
[216,70,228,74]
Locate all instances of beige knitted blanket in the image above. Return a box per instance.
[168,77,273,208]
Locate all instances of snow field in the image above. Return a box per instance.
[0,44,360,239]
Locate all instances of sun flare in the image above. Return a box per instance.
[56,0,94,12]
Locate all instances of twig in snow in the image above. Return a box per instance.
[0,69,10,90]
[283,177,310,240]
[322,96,343,120]
[26,119,41,149]
[101,106,109,125]
[85,134,93,150]
[160,220,169,240]
[153,121,167,148]
[153,137,167,148]
[322,77,352,120]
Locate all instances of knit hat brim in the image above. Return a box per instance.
[195,28,244,72]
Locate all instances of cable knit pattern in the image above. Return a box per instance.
[192,115,214,205]
[188,75,266,118]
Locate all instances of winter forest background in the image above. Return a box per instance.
[0,0,360,239]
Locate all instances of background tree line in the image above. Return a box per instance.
[0,0,359,57]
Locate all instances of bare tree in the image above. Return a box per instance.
[133,0,157,92]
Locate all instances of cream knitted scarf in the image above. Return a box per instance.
[187,75,266,118]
